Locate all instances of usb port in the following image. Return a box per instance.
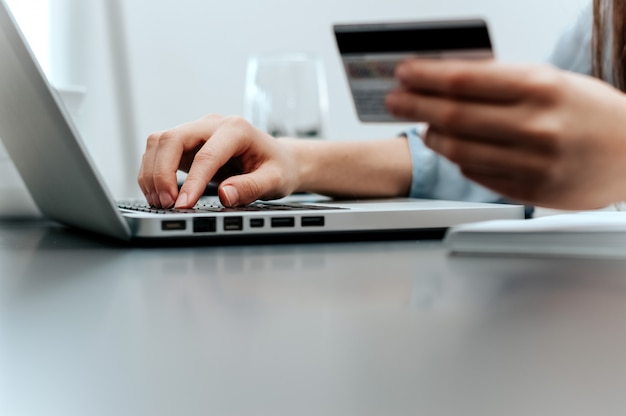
[224,216,243,231]
[162,220,186,231]
[271,217,295,228]
[301,216,324,227]
[193,217,216,233]
[250,218,264,228]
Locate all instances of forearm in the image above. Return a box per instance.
[286,137,412,198]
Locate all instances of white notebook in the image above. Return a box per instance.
[444,211,626,258]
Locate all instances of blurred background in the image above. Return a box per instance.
[2,0,588,204]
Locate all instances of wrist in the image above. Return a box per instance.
[280,138,318,193]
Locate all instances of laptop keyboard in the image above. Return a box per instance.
[117,199,341,214]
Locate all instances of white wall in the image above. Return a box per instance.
[49,0,588,198]
[48,0,132,197]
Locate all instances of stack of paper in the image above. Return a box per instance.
[443,211,626,258]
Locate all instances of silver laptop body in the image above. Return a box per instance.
[0,1,523,242]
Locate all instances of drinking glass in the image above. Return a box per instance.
[244,53,328,138]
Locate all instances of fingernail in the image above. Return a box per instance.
[221,185,239,207]
[159,191,174,208]
[150,192,159,207]
[175,192,188,208]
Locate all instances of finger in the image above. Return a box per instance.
[459,165,561,208]
[176,117,263,208]
[444,151,542,207]
[137,131,162,207]
[218,164,290,207]
[395,59,539,102]
[460,169,526,200]
[386,90,532,144]
[150,115,225,207]
[423,128,547,178]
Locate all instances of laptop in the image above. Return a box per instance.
[0,1,523,242]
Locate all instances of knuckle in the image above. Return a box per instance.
[524,66,563,101]
[137,169,147,184]
[223,115,251,133]
[438,103,465,126]
[156,130,179,145]
[136,174,146,190]
[445,69,472,94]
[202,113,223,122]
[146,132,161,148]
[521,114,566,153]
[151,170,169,180]
[151,170,172,187]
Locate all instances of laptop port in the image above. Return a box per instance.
[224,216,243,231]
[271,217,295,228]
[301,216,324,227]
[250,218,264,228]
[193,217,216,233]
[162,220,186,231]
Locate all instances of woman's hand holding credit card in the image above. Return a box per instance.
[334,19,493,122]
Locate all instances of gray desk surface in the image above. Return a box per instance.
[2,220,626,416]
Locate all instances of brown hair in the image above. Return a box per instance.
[593,0,626,90]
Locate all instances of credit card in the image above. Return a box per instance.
[334,19,493,122]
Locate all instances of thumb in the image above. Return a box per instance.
[218,169,277,207]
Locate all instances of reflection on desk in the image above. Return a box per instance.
[1,220,626,416]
